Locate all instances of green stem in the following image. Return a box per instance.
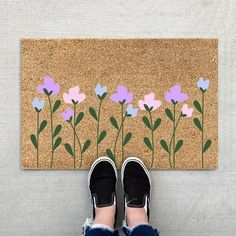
[121,104,124,163]
[149,111,154,167]
[36,112,39,168]
[114,115,126,163]
[201,92,205,168]
[173,104,176,168]
[70,122,83,168]
[96,99,103,158]
[47,95,54,169]
[168,111,182,168]
[73,104,76,169]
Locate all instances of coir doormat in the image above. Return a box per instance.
[21,39,218,170]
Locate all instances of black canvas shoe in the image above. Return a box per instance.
[121,157,151,225]
[88,156,118,227]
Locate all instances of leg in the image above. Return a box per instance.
[82,156,119,236]
[121,157,160,236]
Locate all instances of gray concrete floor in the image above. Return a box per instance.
[0,0,236,235]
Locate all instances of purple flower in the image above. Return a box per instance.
[61,107,73,122]
[110,85,133,104]
[32,97,45,112]
[126,104,138,118]
[95,84,107,98]
[165,85,188,104]
[197,77,210,91]
[37,76,60,96]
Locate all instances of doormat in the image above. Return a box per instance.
[21,39,218,170]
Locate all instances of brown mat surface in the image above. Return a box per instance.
[21,39,218,169]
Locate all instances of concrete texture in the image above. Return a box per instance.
[0,0,235,235]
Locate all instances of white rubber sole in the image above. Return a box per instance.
[87,156,118,190]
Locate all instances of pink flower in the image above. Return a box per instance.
[181,104,193,117]
[63,86,86,104]
[61,107,73,122]
[138,93,162,112]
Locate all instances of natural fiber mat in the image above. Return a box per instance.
[21,39,218,170]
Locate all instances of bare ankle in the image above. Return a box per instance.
[126,207,148,228]
[93,205,116,229]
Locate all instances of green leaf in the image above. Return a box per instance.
[52,100,61,113]
[123,132,132,146]
[98,130,106,144]
[142,116,152,130]
[165,108,174,121]
[174,140,183,153]
[144,137,153,150]
[203,140,212,153]
[106,149,115,161]
[110,117,119,130]
[75,112,84,126]
[53,137,62,150]
[193,118,202,131]
[98,92,107,100]
[53,124,62,138]
[43,88,50,96]
[82,140,91,153]
[38,120,47,133]
[194,100,202,113]
[160,140,169,153]
[64,143,74,157]
[89,107,98,121]
[153,118,161,131]
[144,104,152,112]
[30,134,38,149]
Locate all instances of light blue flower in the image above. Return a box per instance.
[95,83,108,98]
[197,77,210,91]
[126,104,138,118]
[32,97,45,112]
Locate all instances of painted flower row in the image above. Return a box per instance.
[31,76,211,169]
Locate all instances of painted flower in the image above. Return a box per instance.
[197,77,210,91]
[37,76,60,96]
[138,93,162,112]
[181,104,193,117]
[126,104,138,118]
[110,85,133,104]
[63,86,86,104]
[165,85,188,104]
[61,107,73,122]
[95,83,107,98]
[32,97,45,112]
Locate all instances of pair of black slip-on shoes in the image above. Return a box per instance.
[88,156,151,228]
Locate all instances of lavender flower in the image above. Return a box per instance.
[37,76,60,96]
[110,85,133,104]
[61,107,73,122]
[165,85,188,104]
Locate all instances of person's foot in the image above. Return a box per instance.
[88,156,117,229]
[121,157,151,228]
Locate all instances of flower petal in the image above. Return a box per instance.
[63,93,72,104]
[138,100,146,110]
[165,91,172,103]
[77,93,86,103]
[152,100,162,111]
